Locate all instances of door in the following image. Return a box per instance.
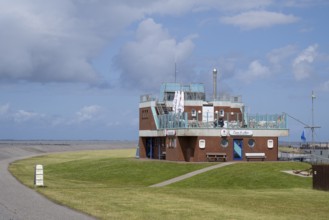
[146,138,153,159]
[233,139,243,160]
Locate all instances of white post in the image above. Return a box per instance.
[34,164,44,187]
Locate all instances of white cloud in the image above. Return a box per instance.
[0,103,108,126]
[220,10,299,29]
[149,0,272,14]
[0,0,279,86]
[75,105,104,123]
[267,45,297,65]
[115,18,195,91]
[239,60,271,83]
[266,45,297,74]
[13,110,42,123]
[280,0,329,7]
[292,44,318,80]
[211,0,272,11]
[0,1,147,85]
[0,103,43,123]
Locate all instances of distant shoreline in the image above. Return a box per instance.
[0,140,137,145]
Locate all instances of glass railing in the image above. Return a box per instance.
[246,114,287,129]
[158,113,287,129]
[140,94,157,102]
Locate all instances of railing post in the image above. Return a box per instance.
[256,114,258,128]
[184,112,188,128]
[237,113,239,128]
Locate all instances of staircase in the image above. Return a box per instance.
[156,103,171,115]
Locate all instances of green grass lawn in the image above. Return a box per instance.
[9,149,329,220]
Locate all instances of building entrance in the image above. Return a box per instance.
[233,139,243,160]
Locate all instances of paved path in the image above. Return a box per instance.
[150,162,236,187]
[0,141,135,220]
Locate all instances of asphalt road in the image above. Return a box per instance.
[0,141,136,220]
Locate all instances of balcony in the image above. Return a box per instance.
[157,112,287,130]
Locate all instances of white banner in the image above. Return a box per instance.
[202,105,214,122]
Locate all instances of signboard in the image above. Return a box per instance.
[229,130,253,136]
[202,105,214,122]
[267,139,274,148]
[34,164,44,187]
[199,139,206,149]
[220,129,228,137]
[165,130,176,136]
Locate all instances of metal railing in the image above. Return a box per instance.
[310,154,329,164]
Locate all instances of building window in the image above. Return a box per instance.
[248,139,255,148]
[219,109,225,117]
[221,138,228,148]
[191,109,196,117]
[142,109,149,119]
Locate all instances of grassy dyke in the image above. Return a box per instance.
[170,162,311,189]
[9,149,329,220]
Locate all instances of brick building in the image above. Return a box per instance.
[138,81,288,162]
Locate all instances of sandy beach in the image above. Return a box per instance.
[0,140,137,220]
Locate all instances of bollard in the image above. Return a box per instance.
[34,164,44,187]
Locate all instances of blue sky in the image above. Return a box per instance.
[0,0,328,141]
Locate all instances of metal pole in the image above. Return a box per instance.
[311,90,315,144]
[213,68,217,101]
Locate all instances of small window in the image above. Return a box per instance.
[219,109,225,117]
[191,109,196,117]
[248,139,255,148]
[221,139,228,148]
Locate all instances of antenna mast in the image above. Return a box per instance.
[304,90,321,144]
[285,91,320,144]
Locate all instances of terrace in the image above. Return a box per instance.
[157,112,287,130]
[140,82,287,131]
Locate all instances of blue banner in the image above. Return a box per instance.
[301,130,306,142]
